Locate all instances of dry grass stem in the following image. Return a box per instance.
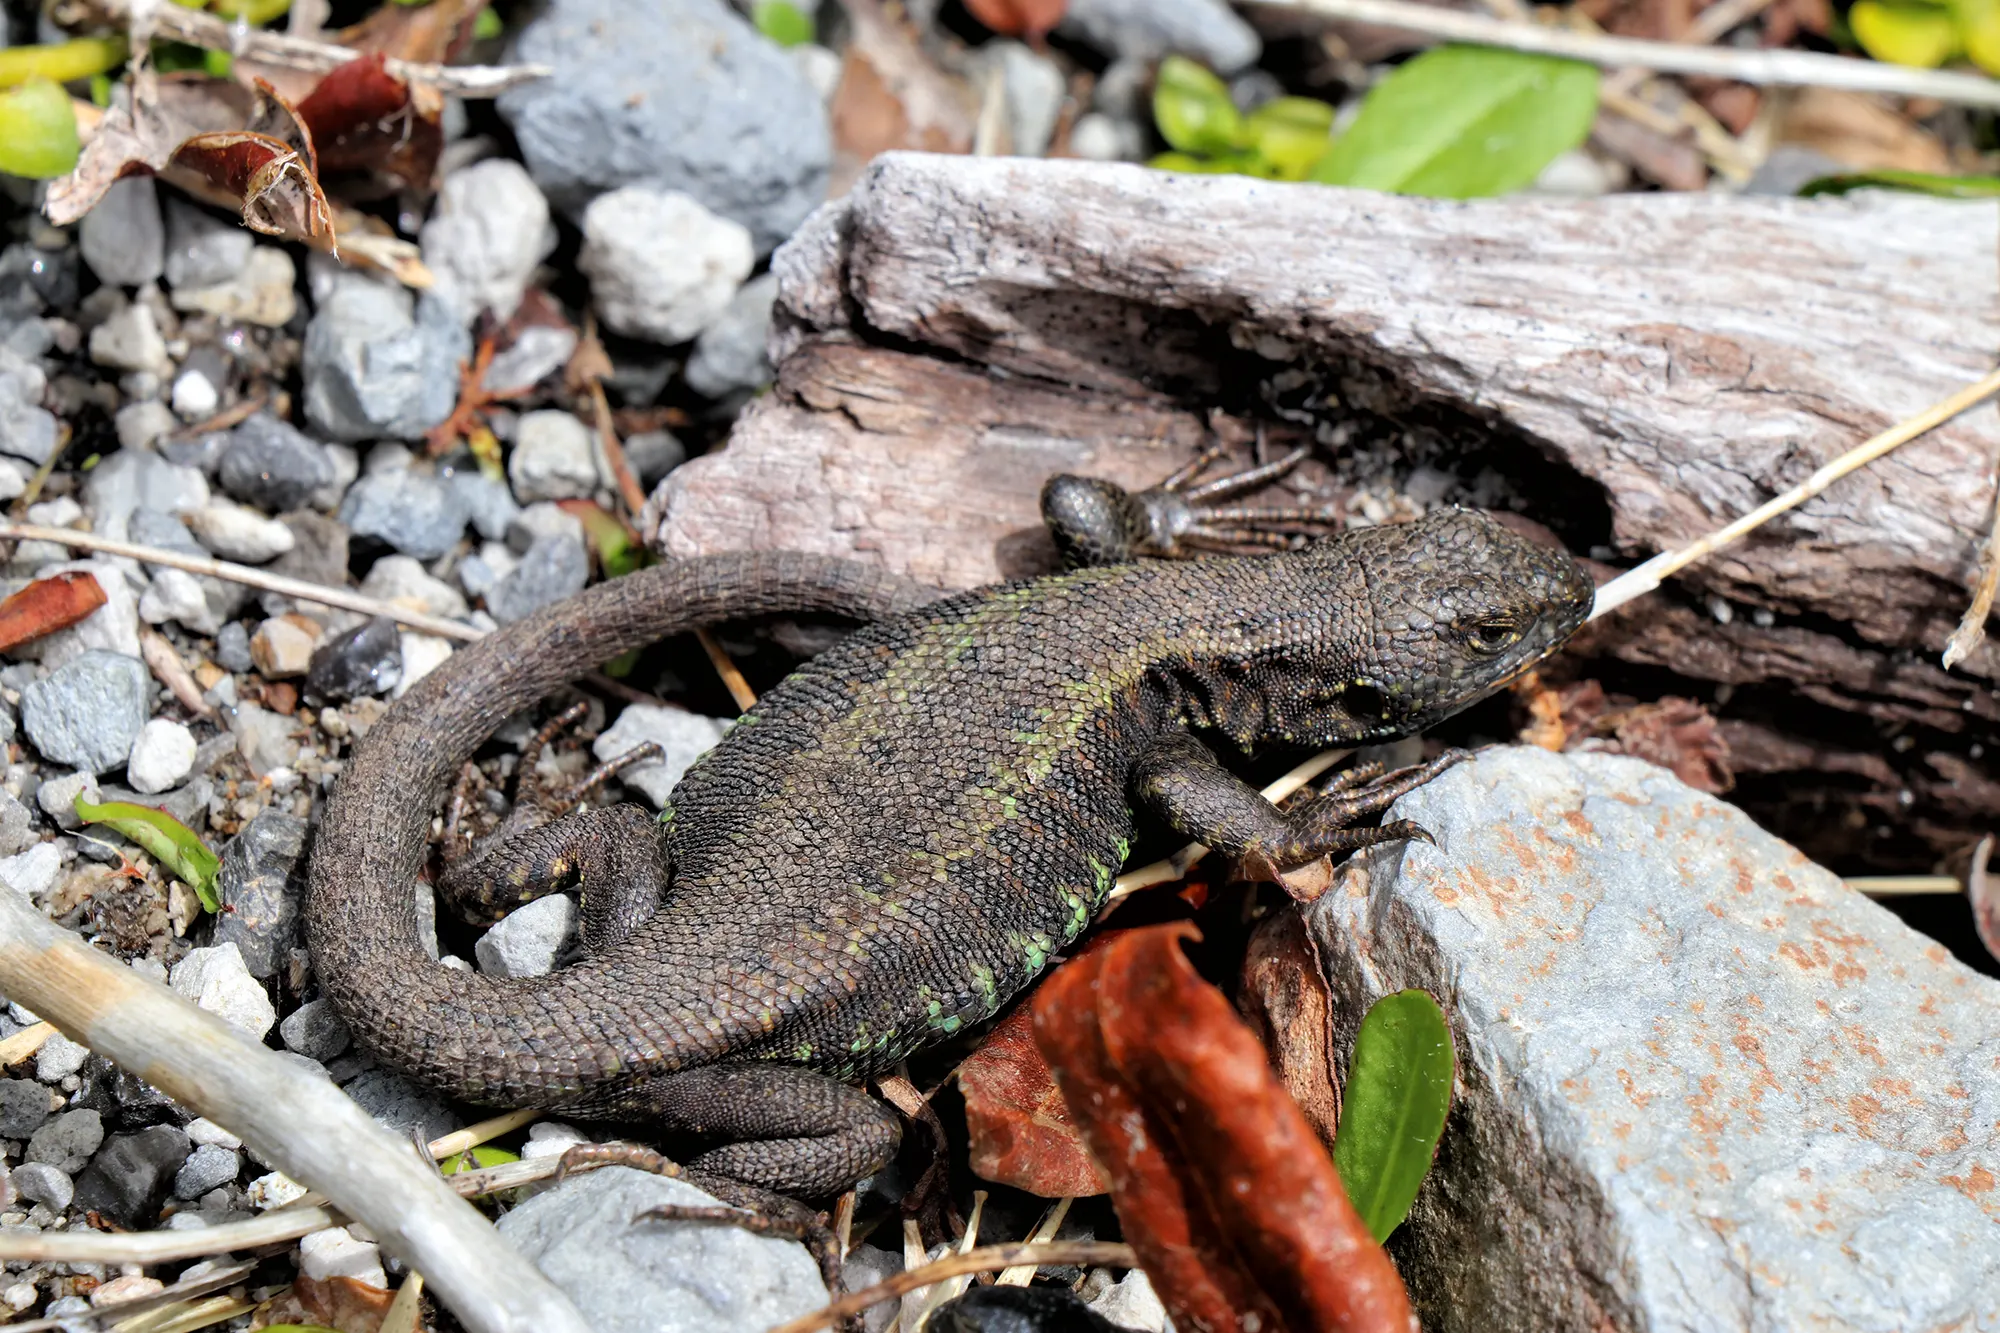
[1844,876,1965,896]
[1944,471,2000,668]
[696,627,760,711]
[0,523,483,641]
[1257,0,2000,106]
[1589,365,2000,621]
[0,1020,56,1066]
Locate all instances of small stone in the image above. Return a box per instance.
[299,1225,386,1289]
[339,1069,456,1143]
[170,369,220,422]
[173,1143,241,1200]
[593,704,730,808]
[0,842,61,900]
[212,811,309,980]
[791,43,842,102]
[337,468,469,560]
[26,1108,103,1173]
[307,617,403,701]
[508,410,600,503]
[279,998,352,1062]
[163,198,253,291]
[260,513,350,617]
[84,450,210,537]
[421,159,556,324]
[0,789,36,858]
[1087,1268,1169,1330]
[214,622,254,674]
[623,429,686,490]
[0,459,26,503]
[230,702,298,776]
[218,414,337,514]
[1059,0,1261,73]
[496,1167,826,1333]
[88,302,169,375]
[0,347,57,466]
[45,1298,91,1320]
[0,1079,50,1138]
[184,502,297,564]
[449,471,522,542]
[1069,112,1145,163]
[580,188,754,345]
[20,651,151,775]
[1,1282,35,1312]
[249,617,319,679]
[247,1171,308,1209]
[498,0,831,252]
[34,1034,88,1083]
[482,324,578,397]
[505,500,585,553]
[978,41,1066,159]
[475,894,577,978]
[185,1118,242,1150]
[115,398,179,451]
[684,273,778,399]
[521,1120,589,1160]
[169,943,276,1039]
[91,1274,166,1307]
[303,279,471,443]
[391,632,454,699]
[79,178,166,288]
[359,556,468,620]
[37,771,98,830]
[72,1124,191,1227]
[457,544,518,601]
[126,719,196,795]
[137,568,215,636]
[171,245,298,327]
[11,1161,71,1212]
[486,533,589,624]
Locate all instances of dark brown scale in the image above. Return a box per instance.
[307,510,1594,1195]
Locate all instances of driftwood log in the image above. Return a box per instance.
[645,152,2000,869]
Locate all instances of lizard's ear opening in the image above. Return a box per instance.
[1334,680,1386,724]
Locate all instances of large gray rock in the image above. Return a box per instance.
[302,279,471,443]
[496,0,831,253]
[1305,748,2000,1333]
[496,1167,827,1332]
[20,651,151,775]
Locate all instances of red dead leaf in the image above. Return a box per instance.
[1031,922,1414,1333]
[1236,907,1342,1152]
[0,573,106,653]
[965,0,1069,39]
[294,54,443,194]
[169,129,335,249]
[959,991,1111,1198]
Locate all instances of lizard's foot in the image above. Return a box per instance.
[437,803,669,947]
[1040,431,1338,567]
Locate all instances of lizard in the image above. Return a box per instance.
[305,482,1595,1197]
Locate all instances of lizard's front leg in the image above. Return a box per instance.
[1129,731,1469,892]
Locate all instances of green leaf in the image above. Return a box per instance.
[1245,96,1337,180]
[439,1145,521,1174]
[1309,46,1599,198]
[73,796,221,911]
[753,0,815,47]
[473,6,504,40]
[1849,0,1961,65]
[1799,168,2000,198]
[0,36,129,89]
[1332,988,1455,1243]
[1148,149,1260,175]
[203,47,233,78]
[0,79,80,179]
[1152,54,1246,157]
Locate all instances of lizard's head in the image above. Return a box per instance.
[1245,507,1594,747]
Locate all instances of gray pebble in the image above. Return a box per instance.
[218,415,337,514]
[623,429,686,490]
[33,1034,87,1083]
[11,1161,71,1212]
[337,469,469,561]
[475,895,577,978]
[20,651,152,776]
[26,1108,103,1174]
[279,998,351,1063]
[0,790,36,859]
[448,470,522,542]
[487,533,589,624]
[1060,0,1261,73]
[172,1143,241,1200]
[303,280,470,444]
[685,273,778,399]
[306,617,403,702]
[163,198,253,292]
[72,1124,191,1227]
[339,1070,456,1144]
[0,1079,50,1139]
[0,346,58,466]
[212,812,310,980]
[79,178,166,288]
[214,622,254,674]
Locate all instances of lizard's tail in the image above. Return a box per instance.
[305,552,937,1105]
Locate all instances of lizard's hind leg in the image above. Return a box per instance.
[438,803,671,953]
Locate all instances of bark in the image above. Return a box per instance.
[646,152,2000,860]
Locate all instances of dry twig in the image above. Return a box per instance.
[768,1241,1140,1333]
[1253,0,2000,107]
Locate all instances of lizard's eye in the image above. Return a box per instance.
[1468,620,1520,654]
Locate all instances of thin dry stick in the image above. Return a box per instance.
[0,1020,56,1066]
[995,1197,1073,1286]
[87,0,551,95]
[769,1242,1139,1333]
[1844,875,1963,895]
[696,627,760,712]
[0,523,482,641]
[426,1106,540,1160]
[0,891,590,1333]
[1944,469,2000,668]
[0,1261,255,1333]
[1590,366,2000,620]
[1110,747,1349,898]
[1253,0,2000,107]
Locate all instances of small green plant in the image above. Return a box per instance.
[0,78,81,180]
[1800,168,2000,197]
[1850,0,2000,74]
[74,795,222,910]
[753,0,815,48]
[1332,988,1456,1242]
[1152,46,1601,200]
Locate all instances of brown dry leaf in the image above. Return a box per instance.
[1556,680,1734,793]
[254,1275,399,1333]
[1031,921,1414,1333]
[0,572,106,653]
[1777,87,1951,173]
[958,980,1111,1198]
[831,0,976,180]
[338,0,489,64]
[1235,907,1342,1152]
[294,54,443,195]
[1513,669,1567,752]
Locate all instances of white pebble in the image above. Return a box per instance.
[247,1171,308,1209]
[392,633,454,699]
[298,1226,386,1289]
[183,502,295,564]
[0,842,63,899]
[170,370,219,421]
[127,718,197,794]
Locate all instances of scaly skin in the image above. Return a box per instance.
[306,510,1593,1193]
